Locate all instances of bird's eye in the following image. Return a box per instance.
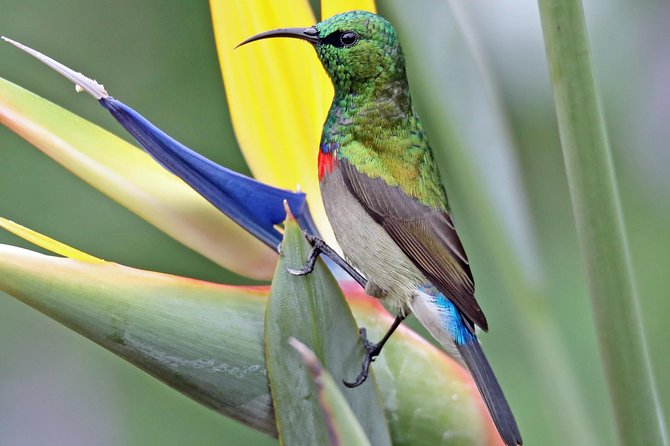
[340,31,358,47]
[321,30,360,48]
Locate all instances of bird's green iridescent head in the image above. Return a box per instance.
[313,11,405,92]
[238,11,406,95]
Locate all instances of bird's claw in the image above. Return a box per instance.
[285,233,323,276]
[285,264,313,276]
[284,233,369,288]
[344,327,382,388]
[286,246,318,276]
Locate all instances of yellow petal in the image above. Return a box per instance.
[210,0,338,245]
[0,217,103,263]
[321,0,376,19]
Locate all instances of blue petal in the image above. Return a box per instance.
[99,97,320,248]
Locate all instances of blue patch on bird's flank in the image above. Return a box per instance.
[419,285,475,346]
[99,97,320,248]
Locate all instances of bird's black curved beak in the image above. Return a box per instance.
[236,27,319,48]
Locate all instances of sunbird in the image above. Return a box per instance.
[240,10,522,445]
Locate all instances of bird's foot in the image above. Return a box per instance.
[344,327,382,388]
[285,233,368,287]
[343,313,407,388]
[285,233,321,276]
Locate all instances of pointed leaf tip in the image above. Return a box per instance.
[288,337,320,376]
[290,337,373,446]
[0,77,278,279]
[0,217,103,263]
[3,37,108,99]
[283,199,295,222]
[1,39,320,262]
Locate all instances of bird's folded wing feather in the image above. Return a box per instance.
[340,159,488,331]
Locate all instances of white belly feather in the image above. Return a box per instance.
[320,168,426,311]
[320,167,461,359]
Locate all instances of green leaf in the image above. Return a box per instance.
[0,77,276,280]
[290,338,372,446]
[0,243,499,445]
[0,244,275,433]
[537,1,669,444]
[265,215,391,446]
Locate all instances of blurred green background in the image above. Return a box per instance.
[0,1,667,445]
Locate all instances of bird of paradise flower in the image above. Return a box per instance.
[0,1,514,445]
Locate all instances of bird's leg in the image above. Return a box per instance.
[344,313,407,388]
[286,233,404,387]
[286,233,367,288]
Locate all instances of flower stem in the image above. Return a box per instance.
[537,0,668,444]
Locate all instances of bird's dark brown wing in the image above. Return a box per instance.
[340,159,488,331]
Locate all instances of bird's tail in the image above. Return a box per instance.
[457,338,523,446]
[412,289,522,445]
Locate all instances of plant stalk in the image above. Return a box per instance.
[537,0,668,444]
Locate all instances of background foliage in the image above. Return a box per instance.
[0,0,667,445]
